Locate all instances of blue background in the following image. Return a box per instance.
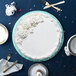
[0,0,76,76]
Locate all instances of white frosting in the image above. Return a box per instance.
[14,12,62,60]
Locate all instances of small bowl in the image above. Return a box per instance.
[0,24,9,45]
[28,63,48,76]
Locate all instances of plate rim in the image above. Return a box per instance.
[12,10,64,62]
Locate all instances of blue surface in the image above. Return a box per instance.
[0,0,76,76]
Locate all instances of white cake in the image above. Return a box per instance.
[13,11,64,61]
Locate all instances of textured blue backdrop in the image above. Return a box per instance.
[0,0,76,76]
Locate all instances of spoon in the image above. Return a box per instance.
[43,1,61,11]
[43,1,65,11]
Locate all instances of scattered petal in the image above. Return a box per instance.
[16,13,18,16]
[72,20,74,23]
[64,16,67,19]
[8,22,11,25]
[19,8,22,11]
[16,10,17,12]
[30,8,32,11]
[34,4,35,7]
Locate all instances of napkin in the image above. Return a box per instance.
[0,59,23,76]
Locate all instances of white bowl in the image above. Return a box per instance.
[0,24,9,45]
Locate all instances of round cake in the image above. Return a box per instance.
[12,11,64,62]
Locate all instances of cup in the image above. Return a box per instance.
[64,35,76,56]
